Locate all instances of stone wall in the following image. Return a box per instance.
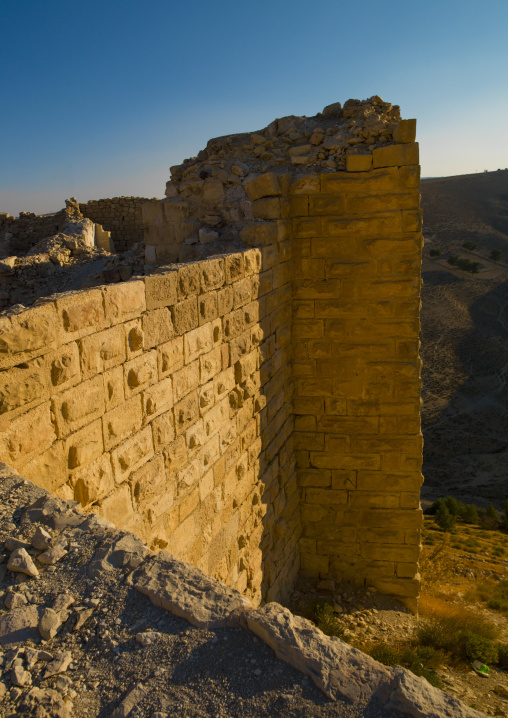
[0,248,298,607]
[80,197,160,252]
[0,208,73,256]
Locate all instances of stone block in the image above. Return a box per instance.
[174,391,199,436]
[52,376,105,437]
[0,302,58,370]
[56,289,106,342]
[252,198,281,220]
[0,403,55,469]
[131,454,171,520]
[214,367,235,403]
[200,346,222,385]
[48,343,81,392]
[243,248,262,275]
[200,258,225,292]
[172,297,198,335]
[142,377,173,423]
[398,165,420,189]
[217,286,234,317]
[372,143,419,168]
[173,361,200,402]
[300,552,329,575]
[103,281,146,325]
[98,484,134,524]
[320,167,398,193]
[393,119,417,144]
[225,254,245,284]
[240,222,278,247]
[163,435,188,472]
[290,174,320,194]
[142,308,174,349]
[199,292,219,325]
[144,271,178,310]
[102,396,143,451]
[184,324,213,363]
[347,154,372,172]
[359,508,423,530]
[71,454,114,506]
[103,366,125,411]
[21,441,68,493]
[66,419,104,470]
[79,325,126,380]
[124,319,144,358]
[244,173,281,201]
[157,337,184,378]
[111,426,154,483]
[203,178,225,203]
[151,408,176,451]
[0,356,49,418]
[177,264,201,300]
[124,351,158,398]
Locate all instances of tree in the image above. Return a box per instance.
[462,504,479,524]
[436,505,456,532]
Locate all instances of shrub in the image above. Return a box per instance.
[490,249,502,261]
[456,258,480,273]
[444,496,464,516]
[436,505,456,532]
[461,504,480,524]
[429,248,441,257]
[309,600,346,640]
[417,610,499,663]
[462,632,499,664]
[463,241,477,250]
[368,643,444,689]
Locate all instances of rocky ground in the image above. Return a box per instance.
[0,466,485,718]
[420,169,508,509]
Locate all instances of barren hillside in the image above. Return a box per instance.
[420,170,508,507]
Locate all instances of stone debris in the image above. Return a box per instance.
[31,526,53,551]
[4,589,27,609]
[38,543,68,565]
[6,547,39,577]
[0,467,490,718]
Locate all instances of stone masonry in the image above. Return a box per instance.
[80,197,160,252]
[0,97,423,611]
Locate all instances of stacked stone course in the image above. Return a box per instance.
[79,197,160,252]
[0,245,298,606]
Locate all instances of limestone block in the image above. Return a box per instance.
[203,178,225,203]
[322,213,402,238]
[103,365,125,411]
[142,308,174,350]
[70,454,114,506]
[141,201,165,226]
[66,419,104,470]
[200,346,222,385]
[0,302,58,370]
[144,272,178,310]
[151,408,175,451]
[214,367,235,403]
[157,337,184,378]
[172,297,198,335]
[186,418,206,455]
[177,264,201,300]
[240,222,278,247]
[142,376,173,422]
[184,324,213,364]
[320,167,398,193]
[244,173,281,201]
[347,154,373,172]
[372,143,419,168]
[103,396,143,451]
[103,281,146,325]
[0,356,49,417]
[57,289,106,342]
[232,278,252,309]
[131,453,171,521]
[202,398,229,440]
[252,198,282,220]
[123,351,157,398]
[200,258,225,293]
[198,292,218,325]
[198,381,215,415]
[111,426,154,483]
[398,165,420,189]
[300,552,329,575]
[217,286,234,316]
[173,361,200,402]
[49,343,81,392]
[163,435,188,472]
[393,119,417,144]
[98,484,134,524]
[224,254,245,284]
[289,195,309,216]
[52,376,105,437]
[174,391,199,436]
[124,319,144,358]
[79,325,126,380]
[234,350,258,384]
[163,199,191,223]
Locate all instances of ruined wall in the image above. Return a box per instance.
[291,147,423,611]
[0,207,74,256]
[80,197,160,252]
[0,248,298,606]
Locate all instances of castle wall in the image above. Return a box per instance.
[0,249,299,606]
[291,146,423,611]
[79,197,160,252]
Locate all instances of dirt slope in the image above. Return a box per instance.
[420,170,508,507]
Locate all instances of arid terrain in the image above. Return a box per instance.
[420,169,508,509]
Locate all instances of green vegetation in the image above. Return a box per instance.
[462,241,477,250]
[367,643,444,688]
[306,599,346,640]
[447,255,480,273]
[417,610,500,664]
[429,248,441,257]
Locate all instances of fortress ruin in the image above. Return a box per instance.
[0,97,423,611]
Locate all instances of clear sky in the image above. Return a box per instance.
[1,0,507,216]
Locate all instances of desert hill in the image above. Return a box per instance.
[420,170,508,508]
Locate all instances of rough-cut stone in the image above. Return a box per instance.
[130,551,250,629]
[22,494,84,530]
[88,530,149,579]
[245,602,390,703]
[7,547,39,577]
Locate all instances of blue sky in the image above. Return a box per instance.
[1,0,507,215]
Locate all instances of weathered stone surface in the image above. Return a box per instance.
[130,551,250,629]
[88,530,149,579]
[246,603,390,703]
[38,607,62,640]
[43,650,72,679]
[7,547,39,577]
[109,683,145,718]
[20,686,72,718]
[379,666,485,718]
[31,526,52,550]
[22,494,84,530]
[38,543,68,565]
[0,605,43,647]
